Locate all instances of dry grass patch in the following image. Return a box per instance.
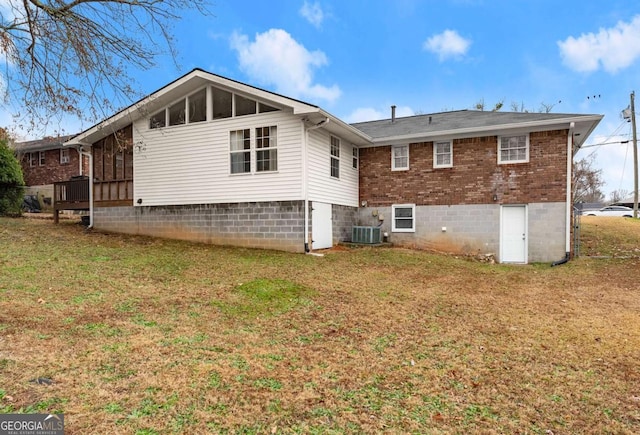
[1,217,639,433]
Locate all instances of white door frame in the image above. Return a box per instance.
[500,205,528,264]
[311,201,333,250]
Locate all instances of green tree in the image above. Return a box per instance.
[0,138,24,216]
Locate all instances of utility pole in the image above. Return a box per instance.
[632,92,638,219]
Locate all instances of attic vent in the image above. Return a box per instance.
[352,226,381,244]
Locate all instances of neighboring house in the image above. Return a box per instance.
[13,135,88,205]
[63,68,602,263]
[612,195,639,210]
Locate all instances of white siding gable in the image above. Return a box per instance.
[133,111,303,206]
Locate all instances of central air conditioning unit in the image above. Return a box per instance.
[352,226,381,244]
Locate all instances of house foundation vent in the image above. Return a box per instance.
[352,226,381,244]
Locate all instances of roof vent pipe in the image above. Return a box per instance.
[391,105,396,123]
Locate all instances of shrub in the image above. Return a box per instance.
[0,139,25,216]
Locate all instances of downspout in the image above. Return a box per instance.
[78,146,93,229]
[78,148,83,175]
[303,117,330,253]
[552,121,575,267]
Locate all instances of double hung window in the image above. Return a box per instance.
[230,129,251,174]
[434,141,452,168]
[392,145,409,170]
[392,204,416,232]
[330,136,340,178]
[498,134,529,164]
[60,149,70,164]
[256,126,278,172]
[230,126,278,174]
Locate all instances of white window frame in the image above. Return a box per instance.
[352,146,358,169]
[391,204,416,233]
[391,145,409,171]
[330,136,340,179]
[498,134,529,164]
[149,86,281,129]
[38,151,45,166]
[229,129,251,175]
[28,152,36,167]
[60,148,70,164]
[229,126,279,175]
[255,125,278,173]
[433,141,453,168]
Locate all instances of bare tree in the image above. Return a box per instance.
[0,0,210,132]
[609,188,629,204]
[510,101,528,113]
[508,100,560,113]
[573,155,605,203]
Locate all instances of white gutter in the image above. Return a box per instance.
[566,122,575,255]
[303,117,330,252]
[78,148,83,175]
[369,115,604,145]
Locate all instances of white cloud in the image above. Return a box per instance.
[423,30,471,61]
[345,106,414,123]
[300,1,324,28]
[230,29,341,103]
[558,15,640,73]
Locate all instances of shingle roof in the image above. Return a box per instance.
[13,134,76,152]
[351,110,600,141]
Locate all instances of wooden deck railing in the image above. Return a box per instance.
[54,178,89,207]
[53,177,134,223]
[53,178,89,223]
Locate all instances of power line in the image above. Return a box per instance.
[581,139,629,149]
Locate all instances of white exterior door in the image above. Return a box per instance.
[312,201,333,250]
[500,205,527,263]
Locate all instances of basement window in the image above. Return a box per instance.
[392,204,415,232]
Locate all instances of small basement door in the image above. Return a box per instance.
[311,201,332,250]
[500,205,527,263]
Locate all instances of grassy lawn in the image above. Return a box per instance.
[1,216,639,434]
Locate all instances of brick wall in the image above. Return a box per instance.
[93,201,306,253]
[359,130,568,206]
[20,148,89,186]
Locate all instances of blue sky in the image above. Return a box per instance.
[9,0,640,199]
